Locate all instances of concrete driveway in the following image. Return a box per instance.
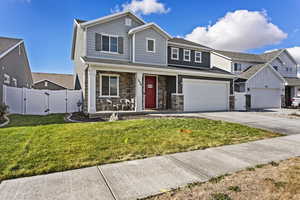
[154,110,300,135]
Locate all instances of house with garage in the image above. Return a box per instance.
[0,36,33,103]
[71,11,235,117]
[211,49,298,109]
[32,72,75,90]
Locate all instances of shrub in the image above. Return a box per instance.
[0,103,9,121]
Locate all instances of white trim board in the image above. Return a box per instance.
[0,40,23,60]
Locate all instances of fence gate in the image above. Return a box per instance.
[235,92,247,111]
[3,85,82,115]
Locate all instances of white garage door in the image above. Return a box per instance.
[183,79,229,112]
[251,88,281,109]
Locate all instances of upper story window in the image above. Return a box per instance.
[195,51,202,63]
[102,35,118,53]
[171,47,179,60]
[100,74,119,97]
[183,49,191,61]
[12,78,17,87]
[234,63,242,71]
[273,66,278,71]
[44,81,48,87]
[286,67,289,72]
[95,33,124,54]
[125,18,132,26]
[4,74,10,84]
[146,38,155,53]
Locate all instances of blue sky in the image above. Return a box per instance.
[1,0,299,74]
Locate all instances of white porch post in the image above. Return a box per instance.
[135,72,143,112]
[88,67,96,113]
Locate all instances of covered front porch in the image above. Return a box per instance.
[85,66,183,115]
[284,77,300,107]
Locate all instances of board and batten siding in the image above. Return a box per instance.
[246,66,284,90]
[86,16,143,61]
[270,51,298,78]
[134,28,167,65]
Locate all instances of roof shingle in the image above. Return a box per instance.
[0,36,22,57]
[32,72,74,90]
[169,38,212,50]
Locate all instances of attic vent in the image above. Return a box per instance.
[125,18,132,26]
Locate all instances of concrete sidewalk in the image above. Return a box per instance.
[1,134,300,200]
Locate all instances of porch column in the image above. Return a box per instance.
[88,67,96,113]
[135,72,143,112]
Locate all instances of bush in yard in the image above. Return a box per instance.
[0,103,9,122]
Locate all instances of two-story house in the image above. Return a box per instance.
[71,11,235,117]
[211,49,299,109]
[0,36,33,103]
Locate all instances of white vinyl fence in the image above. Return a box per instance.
[3,85,83,115]
[235,92,247,111]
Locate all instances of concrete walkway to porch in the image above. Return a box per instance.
[1,134,300,200]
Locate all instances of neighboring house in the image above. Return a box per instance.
[211,49,299,108]
[32,72,75,90]
[0,36,33,103]
[71,11,235,116]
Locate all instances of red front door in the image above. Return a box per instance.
[145,76,157,109]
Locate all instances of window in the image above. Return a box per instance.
[4,74,10,84]
[286,67,289,72]
[183,49,191,61]
[100,75,119,97]
[146,38,155,52]
[125,18,132,26]
[195,51,202,63]
[234,63,242,71]
[273,66,278,71]
[44,81,48,87]
[171,47,179,60]
[101,35,118,53]
[12,78,17,87]
[297,88,300,97]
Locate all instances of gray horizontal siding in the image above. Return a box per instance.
[86,16,142,60]
[168,46,210,68]
[134,28,167,65]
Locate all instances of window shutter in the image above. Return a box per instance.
[95,33,102,51]
[118,37,124,54]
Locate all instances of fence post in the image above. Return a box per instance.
[65,90,68,113]
[3,85,6,104]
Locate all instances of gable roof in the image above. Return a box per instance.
[168,38,212,50]
[32,72,74,90]
[259,49,284,62]
[128,23,172,39]
[213,50,265,63]
[80,11,145,28]
[238,64,266,80]
[0,36,23,59]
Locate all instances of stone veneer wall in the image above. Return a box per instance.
[229,95,235,111]
[157,76,168,109]
[171,94,184,111]
[245,94,251,111]
[96,71,135,111]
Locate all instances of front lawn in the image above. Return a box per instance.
[0,114,280,181]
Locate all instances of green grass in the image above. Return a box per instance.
[0,114,280,181]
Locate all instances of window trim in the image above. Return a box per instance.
[100,34,119,54]
[146,38,155,53]
[171,47,179,60]
[234,63,242,72]
[4,74,10,84]
[99,74,120,97]
[183,49,191,62]
[195,51,202,63]
[125,18,132,26]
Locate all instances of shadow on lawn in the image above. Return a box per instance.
[4,114,68,128]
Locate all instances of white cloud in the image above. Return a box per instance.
[112,0,170,15]
[185,10,287,52]
[287,46,300,64]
